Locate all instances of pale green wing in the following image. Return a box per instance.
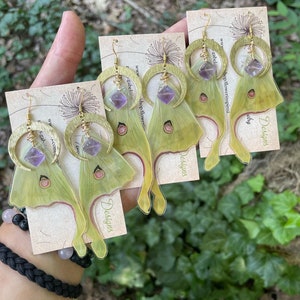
[186,60,226,171]
[104,87,154,215]
[9,144,87,257]
[147,82,203,215]
[229,72,284,163]
[79,134,135,258]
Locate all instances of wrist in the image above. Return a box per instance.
[0,222,84,299]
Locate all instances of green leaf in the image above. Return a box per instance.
[235,182,254,205]
[266,190,299,215]
[247,174,265,193]
[277,1,289,17]
[201,223,228,251]
[218,193,241,222]
[240,219,260,239]
[277,265,300,295]
[247,252,285,286]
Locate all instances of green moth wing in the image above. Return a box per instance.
[186,60,226,170]
[229,72,284,163]
[9,144,87,256]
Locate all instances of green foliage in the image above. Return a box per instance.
[86,163,300,298]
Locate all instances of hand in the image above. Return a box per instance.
[31,11,188,212]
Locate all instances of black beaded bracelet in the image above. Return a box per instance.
[0,242,82,298]
[3,209,93,269]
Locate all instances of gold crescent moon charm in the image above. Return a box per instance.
[230,36,272,77]
[98,66,143,110]
[142,63,187,108]
[64,113,114,161]
[185,38,228,81]
[8,121,61,171]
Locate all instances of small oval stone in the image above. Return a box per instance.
[58,247,74,260]
[247,89,256,99]
[1,209,16,223]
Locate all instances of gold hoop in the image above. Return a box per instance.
[64,113,114,161]
[142,63,187,108]
[185,38,228,81]
[230,36,272,77]
[8,121,61,171]
[98,66,143,110]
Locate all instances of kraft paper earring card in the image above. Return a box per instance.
[186,7,283,167]
[6,81,128,255]
[98,33,200,195]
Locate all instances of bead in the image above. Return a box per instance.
[12,214,25,225]
[24,147,46,167]
[58,247,74,260]
[1,209,16,223]
[19,219,29,231]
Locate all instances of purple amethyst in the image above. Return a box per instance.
[110,90,127,109]
[157,85,175,104]
[199,61,217,80]
[83,138,101,156]
[245,59,263,77]
[24,147,46,167]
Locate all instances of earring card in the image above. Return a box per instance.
[186,7,281,158]
[99,33,199,186]
[5,81,127,255]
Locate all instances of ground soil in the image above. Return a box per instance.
[1,0,299,299]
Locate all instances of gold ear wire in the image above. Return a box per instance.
[24,93,36,147]
[202,13,211,40]
[112,39,122,90]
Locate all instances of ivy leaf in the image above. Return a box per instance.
[201,223,228,252]
[265,190,299,215]
[277,1,289,17]
[229,256,249,284]
[235,182,254,205]
[277,265,300,295]
[218,193,241,222]
[256,227,280,246]
[240,219,260,239]
[247,252,285,286]
[247,174,265,193]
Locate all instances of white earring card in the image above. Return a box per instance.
[186,7,282,159]
[99,32,200,186]
[5,81,127,255]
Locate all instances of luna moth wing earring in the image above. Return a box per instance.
[98,39,154,215]
[229,18,283,163]
[143,38,203,215]
[185,14,228,171]
[64,87,135,258]
[8,95,87,256]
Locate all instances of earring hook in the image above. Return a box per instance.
[202,13,211,40]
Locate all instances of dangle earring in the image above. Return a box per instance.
[229,14,283,163]
[64,87,135,258]
[8,94,87,256]
[98,39,154,215]
[143,37,203,215]
[184,13,228,171]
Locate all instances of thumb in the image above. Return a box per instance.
[31,11,85,88]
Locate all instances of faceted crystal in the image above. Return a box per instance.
[198,61,217,80]
[83,137,101,156]
[245,59,263,77]
[110,90,127,109]
[24,147,46,167]
[157,85,175,104]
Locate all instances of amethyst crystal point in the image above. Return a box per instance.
[83,137,101,156]
[245,59,263,77]
[24,147,46,167]
[157,85,176,104]
[199,61,217,80]
[110,90,127,109]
